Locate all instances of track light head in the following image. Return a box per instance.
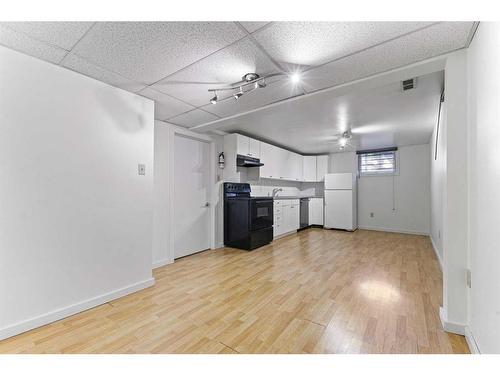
[257,79,266,88]
[233,87,243,100]
[210,92,218,104]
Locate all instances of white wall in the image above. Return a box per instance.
[441,50,469,333]
[329,144,430,235]
[0,46,155,339]
[466,22,500,354]
[429,102,447,266]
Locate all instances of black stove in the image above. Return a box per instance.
[223,183,273,250]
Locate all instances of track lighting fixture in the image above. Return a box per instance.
[207,72,284,105]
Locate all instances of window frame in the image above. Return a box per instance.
[358,150,399,177]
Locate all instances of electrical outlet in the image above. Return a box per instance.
[370,212,374,218]
[138,164,146,176]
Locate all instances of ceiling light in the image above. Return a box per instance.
[233,87,243,100]
[291,73,301,84]
[339,137,348,147]
[210,91,218,104]
[243,73,259,82]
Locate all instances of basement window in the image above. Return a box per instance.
[358,149,397,176]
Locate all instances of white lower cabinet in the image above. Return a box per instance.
[274,199,300,237]
[309,198,324,226]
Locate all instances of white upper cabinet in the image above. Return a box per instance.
[236,134,249,155]
[316,155,329,181]
[248,138,261,158]
[235,133,261,158]
[290,152,303,181]
[226,133,327,183]
[260,141,278,179]
[302,156,317,182]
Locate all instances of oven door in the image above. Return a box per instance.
[250,199,273,231]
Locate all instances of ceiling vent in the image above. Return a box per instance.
[402,78,416,91]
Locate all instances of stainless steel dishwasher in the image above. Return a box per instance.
[299,198,309,229]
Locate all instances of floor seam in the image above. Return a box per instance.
[300,318,326,328]
[219,341,240,353]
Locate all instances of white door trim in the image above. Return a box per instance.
[169,127,216,262]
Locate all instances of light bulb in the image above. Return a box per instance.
[233,87,243,100]
[291,73,301,84]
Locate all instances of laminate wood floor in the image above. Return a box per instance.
[0,228,469,354]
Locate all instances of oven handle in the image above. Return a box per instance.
[253,200,273,205]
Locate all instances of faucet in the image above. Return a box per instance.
[272,188,283,197]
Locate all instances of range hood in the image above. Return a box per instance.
[237,154,264,168]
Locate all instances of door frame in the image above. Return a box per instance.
[169,127,216,261]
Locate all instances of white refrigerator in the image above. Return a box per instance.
[324,173,357,231]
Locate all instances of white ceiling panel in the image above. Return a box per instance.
[150,37,280,107]
[239,21,271,33]
[71,22,246,85]
[61,53,147,92]
[168,109,219,128]
[138,87,194,120]
[200,78,304,119]
[301,21,473,93]
[0,24,67,64]
[1,22,94,50]
[253,21,435,67]
[206,71,443,154]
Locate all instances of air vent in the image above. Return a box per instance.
[402,78,416,91]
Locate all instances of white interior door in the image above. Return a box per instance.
[174,135,211,259]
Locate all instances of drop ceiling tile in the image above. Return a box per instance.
[0,24,67,64]
[71,22,246,85]
[201,78,303,119]
[253,21,435,67]
[138,87,194,120]
[239,21,271,33]
[301,22,474,92]
[61,53,147,92]
[168,109,219,128]
[150,37,280,107]
[1,22,94,50]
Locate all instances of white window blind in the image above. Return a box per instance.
[358,150,396,176]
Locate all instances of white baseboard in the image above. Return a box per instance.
[152,258,173,269]
[0,277,155,341]
[358,226,429,236]
[464,326,480,354]
[439,306,466,335]
[429,235,443,271]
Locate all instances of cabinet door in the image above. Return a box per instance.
[260,142,275,178]
[236,134,249,156]
[303,156,317,182]
[289,200,300,230]
[291,153,303,181]
[316,155,328,181]
[248,138,261,158]
[310,198,324,225]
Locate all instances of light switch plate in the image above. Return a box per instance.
[138,164,146,176]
